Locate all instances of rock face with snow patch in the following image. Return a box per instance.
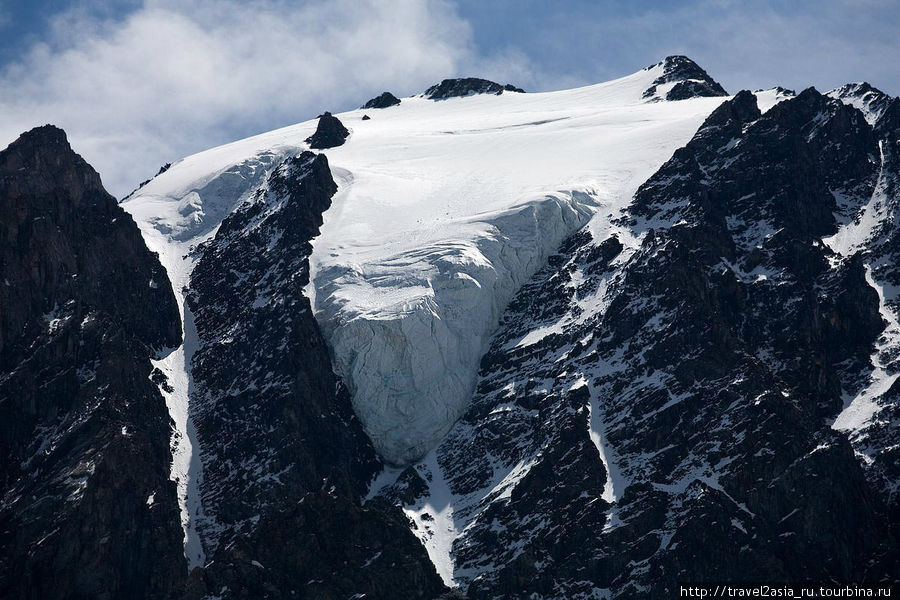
[377,88,900,597]
[642,55,728,101]
[827,81,893,125]
[424,77,524,99]
[15,57,900,599]
[0,126,185,599]
[182,151,446,599]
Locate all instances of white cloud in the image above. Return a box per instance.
[0,0,528,196]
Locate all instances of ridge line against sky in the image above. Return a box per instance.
[0,0,898,197]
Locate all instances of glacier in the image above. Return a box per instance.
[123,59,728,473]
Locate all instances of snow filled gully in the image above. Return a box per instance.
[827,141,898,447]
[832,265,900,443]
[151,296,207,567]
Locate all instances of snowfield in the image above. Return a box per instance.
[124,61,728,480]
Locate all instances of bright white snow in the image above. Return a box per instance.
[827,83,889,125]
[123,63,726,473]
[754,87,795,114]
[824,140,898,438]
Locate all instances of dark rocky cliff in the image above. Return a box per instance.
[183,151,446,599]
[6,63,900,600]
[0,125,185,599]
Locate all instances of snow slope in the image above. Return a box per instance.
[123,62,727,472]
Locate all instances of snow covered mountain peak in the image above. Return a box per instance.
[827,81,893,125]
[11,53,900,600]
[122,62,730,466]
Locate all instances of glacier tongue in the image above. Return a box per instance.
[121,62,727,468]
[306,71,726,465]
[315,192,598,464]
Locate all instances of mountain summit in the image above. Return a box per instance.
[3,57,899,599]
[642,54,729,101]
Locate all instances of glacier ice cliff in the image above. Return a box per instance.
[313,192,599,464]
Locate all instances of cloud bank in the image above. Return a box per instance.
[0,0,527,196]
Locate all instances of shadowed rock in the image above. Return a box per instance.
[305,112,349,149]
[0,125,184,599]
[424,77,525,100]
[362,91,401,109]
[183,151,448,599]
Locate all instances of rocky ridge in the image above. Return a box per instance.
[0,126,185,599]
[5,56,900,600]
[182,151,446,598]
[423,78,525,100]
[379,87,900,597]
[643,55,729,101]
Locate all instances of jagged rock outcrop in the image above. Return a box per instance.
[828,81,893,125]
[424,78,524,100]
[0,125,185,599]
[305,112,349,149]
[362,91,401,109]
[183,151,446,599]
[762,85,796,97]
[643,55,728,101]
[384,88,900,597]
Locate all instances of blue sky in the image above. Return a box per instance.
[1,0,897,196]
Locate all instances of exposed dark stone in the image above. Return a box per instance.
[8,66,900,600]
[305,112,349,149]
[424,78,525,100]
[361,91,401,109]
[0,125,185,599]
[643,55,728,101]
[362,114,371,121]
[184,151,447,599]
[393,88,900,597]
